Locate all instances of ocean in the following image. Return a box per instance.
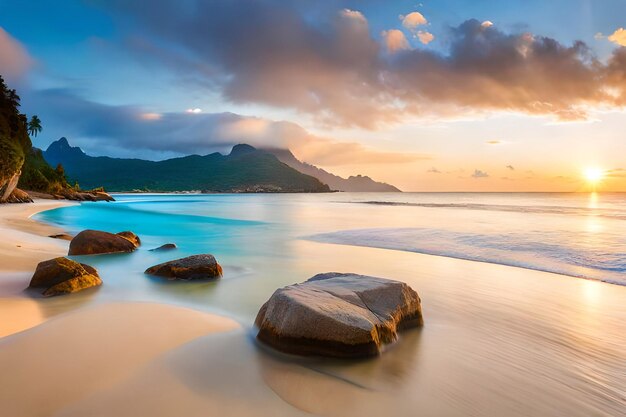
[29,192,626,416]
[36,192,626,289]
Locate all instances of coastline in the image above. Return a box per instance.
[0,199,77,272]
[0,197,624,416]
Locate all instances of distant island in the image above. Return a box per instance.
[265,148,401,192]
[43,138,401,193]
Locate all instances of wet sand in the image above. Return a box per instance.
[0,201,625,416]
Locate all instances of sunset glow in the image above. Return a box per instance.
[2,1,626,192]
[583,168,605,185]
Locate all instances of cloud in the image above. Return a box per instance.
[416,31,434,45]
[26,88,426,166]
[481,21,494,28]
[608,28,626,46]
[486,140,501,145]
[0,27,33,84]
[381,29,410,52]
[471,169,489,178]
[90,3,626,127]
[427,167,441,173]
[506,165,515,170]
[607,168,626,178]
[340,9,366,23]
[401,12,428,30]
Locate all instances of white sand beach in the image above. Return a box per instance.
[0,199,74,272]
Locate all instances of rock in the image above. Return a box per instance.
[116,231,141,247]
[49,233,74,241]
[0,170,21,203]
[255,273,423,358]
[28,257,102,297]
[144,254,222,280]
[6,188,33,203]
[68,229,138,255]
[59,189,116,202]
[149,243,177,251]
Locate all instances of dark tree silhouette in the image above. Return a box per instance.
[28,115,42,137]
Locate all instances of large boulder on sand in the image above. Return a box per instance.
[6,188,33,203]
[255,273,423,358]
[68,229,139,255]
[29,257,102,297]
[144,254,222,280]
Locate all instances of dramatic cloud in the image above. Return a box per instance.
[0,27,33,83]
[471,169,489,178]
[91,2,626,127]
[608,28,626,46]
[481,21,494,28]
[401,12,428,30]
[27,88,425,166]
[416,31,435,45]
[381,29,410,52]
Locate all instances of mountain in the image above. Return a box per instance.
[265,148,401,192]
[43,138,331,193]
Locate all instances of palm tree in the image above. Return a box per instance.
[28,115,42,137]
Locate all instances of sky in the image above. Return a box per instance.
[1,0,626,191]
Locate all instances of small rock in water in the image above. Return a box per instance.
[144,254,222,280]
[28,257,102,297]
[255,272,423,358]
[149,243,177,251]
[68,229,139,255]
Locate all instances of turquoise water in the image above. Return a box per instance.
[27,193,626,416]
[36,192,626,294]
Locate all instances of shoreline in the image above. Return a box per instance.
[0,199,77,273]
[0,196,624,416]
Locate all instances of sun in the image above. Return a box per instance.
[583,167,605,185]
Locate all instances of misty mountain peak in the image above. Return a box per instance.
[229,144,257,157]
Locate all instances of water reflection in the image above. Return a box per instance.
[15,193,626,416]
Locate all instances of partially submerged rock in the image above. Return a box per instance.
[25,189,115,202]
[60,189,115,202]
[145,254,222,280]
[149,243,177,251]
[116,231,141,247]
[29,257,102,297]
[255,273,423,358]
[68,229,139,255]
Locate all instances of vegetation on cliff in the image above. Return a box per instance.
[0,75,69,201]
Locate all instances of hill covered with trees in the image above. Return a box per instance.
[43,139,331,193]
[0,75,71,203]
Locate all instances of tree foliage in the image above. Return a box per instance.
[0,75,68,193]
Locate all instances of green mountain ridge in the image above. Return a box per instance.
[43,138,331,193]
